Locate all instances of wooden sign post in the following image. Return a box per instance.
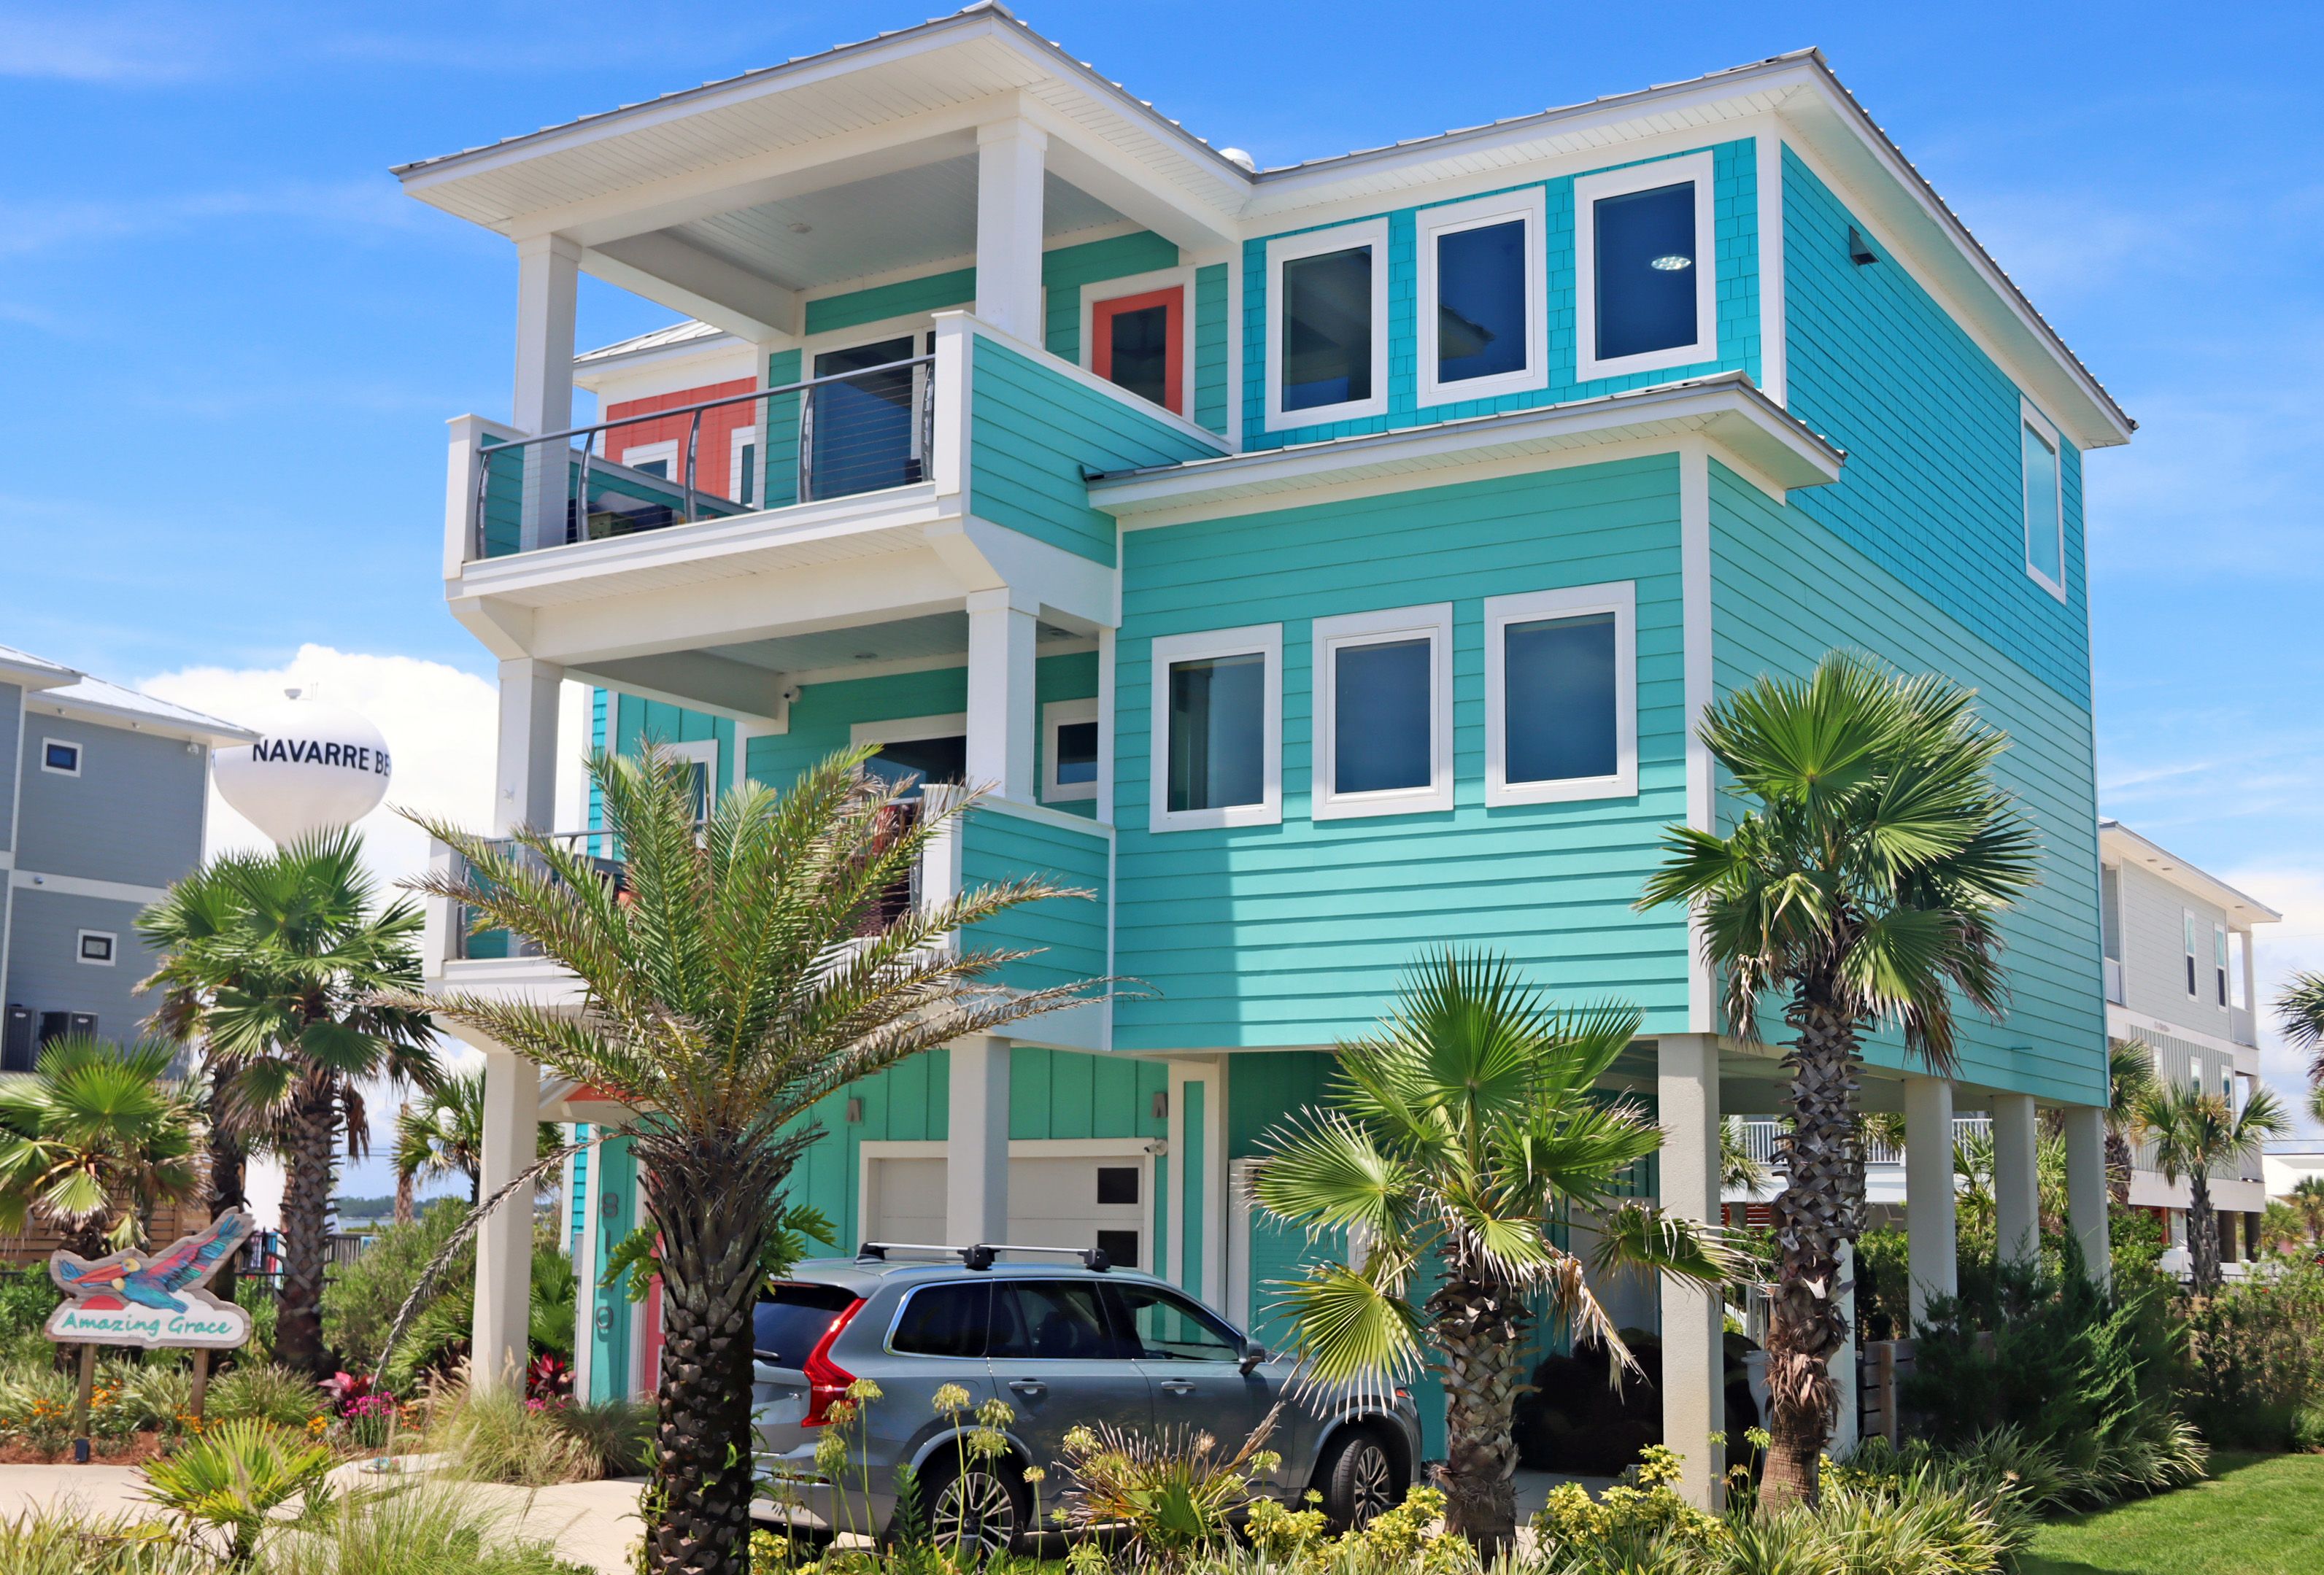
[45,1209,256,1463]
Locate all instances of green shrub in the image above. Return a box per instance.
[428,1378,601,1486]
[548,1395,653,1479]
[0,1263,59,1341]
[2174,1255,2324,1450]
[208,1363,327,1429]
[0,1504,204,1575]
[322,1204,473,1370]
[1854,1226,1913,1342]
[257,1470,591,1575]
[137,1417,336,1566]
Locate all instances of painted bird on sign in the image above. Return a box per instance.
[51,1210,255,1314]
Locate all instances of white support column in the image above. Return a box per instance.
[473,1045,540,1393]
[1828,1240,1859,1454]
[1903,1076,1958,1326]
[495,657,565,836]
[1656,1034,1722,1509]
[946,1036,1011,1246]
[965,588,1038,801]
[2063,1102,2109,1289]
[975,120,1048,344]
[512,234,580,552]
[1991,1093,2040,1268]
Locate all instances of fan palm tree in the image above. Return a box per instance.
[1721,1116,1771,1196]
[136,829,438,1376]
[2277,970,2324,1083]
[2294,1175,2324,1247]
[1639,652,2039,1505]
[0,1035,202,1256]
[394,1067,559,1205]
[402,745,1099,1575]
[2134,1078,2288,1291]
[1251,951,1735,1554]
[2104,1039,2158,1204]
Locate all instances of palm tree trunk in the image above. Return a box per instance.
[641,1153,769,1575]
[393,1168,415,1228]
[207,1121,249,1307]
[275,1080,340,1377]
[2104,1129,2134,1205]
[1763,990,1863,1509]
[1429,1271,1526,1555]
[2187,1173,2220,1293]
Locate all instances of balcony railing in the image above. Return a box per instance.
[2104,956,2126,1005]
[470,354,935,561]
[1730,1115,1992,1172]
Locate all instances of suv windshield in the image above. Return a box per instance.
[754,1282,859,1367]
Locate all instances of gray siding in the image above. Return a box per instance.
[2,887,160,1044]
[14,716,206,889]
[2114,862,2236,1037]
[0,682,18,856]
[2122,1024,2252,1181]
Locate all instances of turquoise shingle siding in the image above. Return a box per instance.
[1041,231,1181,360]
[960,805,1110,995]
[1241,140,1759,451]
[1193,263,1229,436]
[968,336,1225,568]
[1113,454,1692,1051]
[1780,148,2088,705]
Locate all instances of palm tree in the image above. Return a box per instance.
[2294,1175,2324,1247]
[2104,1040,2158,1204]
[136,829,438,1376]
[1251,951,1734,1553]
[404,746,1098,1575]
[2134,1078,2288,1292]
[1639,652,2039,1505]
[2277,970,2324,1083]
[0,1036,202,1256]
[395,1067,559,1205]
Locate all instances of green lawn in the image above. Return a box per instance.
[2020,1452,2324,1575]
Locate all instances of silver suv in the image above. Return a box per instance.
[751,1245,1421,1552]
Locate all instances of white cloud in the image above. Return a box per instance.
[137,643,496,892]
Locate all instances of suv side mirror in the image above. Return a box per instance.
[1238,1342,1269,1375]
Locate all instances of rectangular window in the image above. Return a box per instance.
[1042,698,1100,804]
[1485,582,1637,805]
[1092,285,1184,414]
[1572,152,1718,382]
[77,931,116,966]
[40,739,80,776]
[2185,911,2199,998]
[1313,604,1454,820]
[1265,220,1389,428]
[1417,189,1547,406]
[621,441,677,480]
[2215,924,2230,1008]
[2022,401,2066,599]
[808,334,925,500]
[1149,625,1281,831]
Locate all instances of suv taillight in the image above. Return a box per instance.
[800,1299,865,1428]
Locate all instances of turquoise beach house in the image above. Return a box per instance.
[401,4,2130,1498]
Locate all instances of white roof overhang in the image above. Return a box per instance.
[2099,821,2281,926]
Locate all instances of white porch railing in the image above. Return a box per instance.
[1731,1114,1991,1170]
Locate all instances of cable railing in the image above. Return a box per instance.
[471,354,936,560]
[1730,1115,1992,1172]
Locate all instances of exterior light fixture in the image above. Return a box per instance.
[1648,254,1692,271]
[1848,226,1878,266]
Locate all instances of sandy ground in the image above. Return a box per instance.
[0,1458,650,1574]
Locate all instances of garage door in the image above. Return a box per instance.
[862,1155,1149,1270]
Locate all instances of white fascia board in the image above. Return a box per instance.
[2099,821,2281,926]
[1091,374,1842,519]
[0,650,78,691]
[39,690,255,748]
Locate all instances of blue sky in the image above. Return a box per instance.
[5,1,2322,1175]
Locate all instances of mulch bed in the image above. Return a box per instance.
[0,1432,169,1466]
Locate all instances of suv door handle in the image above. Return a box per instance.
[1008,1379,1048,1398]
[1158,1379,1197,1396]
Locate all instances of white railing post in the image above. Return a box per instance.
[420,837,458,978]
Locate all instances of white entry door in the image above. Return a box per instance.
[860,1154,1149,1270]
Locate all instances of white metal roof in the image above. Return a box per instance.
[3,644,258,748]
[2099,819,2281,926]
[576,319,731,364]
[0,643,79,690]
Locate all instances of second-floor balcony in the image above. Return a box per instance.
[1730,1115,1992,1175]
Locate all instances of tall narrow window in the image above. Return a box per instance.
[1265,220,1389,428]
[2215,924,2230,1008]
[2022,402,2066,598]
[1485,583,1637,805]
[1313,605,1454,819]
[1418,190,1546,406]
[2184,912,2199,998]
[1149,626,1282,831]
[1573,153,1718,382]
[1092,286,1184,414]
[808,335,923,500]
[730,425,758,507]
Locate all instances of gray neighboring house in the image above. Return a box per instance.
[0,644,254,1069]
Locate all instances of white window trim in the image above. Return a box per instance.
[2184,909,2201,1001]
[39,738,80,777]
[1572,152,1719,384]
[76,929,117,967]
[1078,264,1197,417]
[1264,219,1391,431]
[1483,581,1639,806]
[2020,398,2068,603]
[1312,603,1455,820]
[619,438,680,480]
[1416,188,1548,408]
[1042,697,1100,803]
[727,423,759,508]
[850,713,969,750]
[1148,624,1283,832]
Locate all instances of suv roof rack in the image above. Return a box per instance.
[855,1241,1113,1272]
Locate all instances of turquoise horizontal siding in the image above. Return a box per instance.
[1242,139,1759,451]
[1710,460,2104,1105]
[738,655,1088,789]
[961,805,1111,995]
[1781,147,2088,706]
[1194,263,1229,436]
[1114,454,1691,1051]
[968,336,1225,568]
[763,347,802,510]
[806,268,974,336]
[1042,231,1182,361]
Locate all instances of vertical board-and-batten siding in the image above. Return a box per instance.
[1113,454,1692,1051]
[1240,139,1760,451]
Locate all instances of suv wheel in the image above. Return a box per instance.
[922,1455,1027,1555]
[1317,1427,1400,1531]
